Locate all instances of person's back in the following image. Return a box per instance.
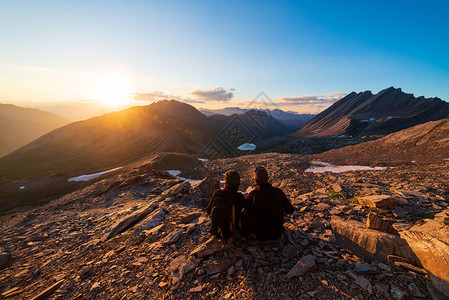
[246,167,294,241]
[207,170,247,246]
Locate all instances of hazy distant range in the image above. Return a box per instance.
[200,107,315,130]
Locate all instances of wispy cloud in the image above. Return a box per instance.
[190,87,234,102]
[130,91,205,104]
[279,92,346,105]
[131,91,177,102]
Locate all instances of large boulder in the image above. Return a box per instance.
[401,220,449,297]
[331,217,416,263]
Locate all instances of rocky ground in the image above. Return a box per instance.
[0,153,448,299]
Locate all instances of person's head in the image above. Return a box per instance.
[224,170,240,190]
[254,166,268,184]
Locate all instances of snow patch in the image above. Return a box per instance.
[167,170,202,186]
[306,161,386,174]
[238,143,256,151]
[68,167,122,182]
[167,170,181,177]
[198,158,209,162]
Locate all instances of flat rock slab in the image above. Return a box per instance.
[331,216,416,263]
[358,195,397,208]
[286,255,316,279]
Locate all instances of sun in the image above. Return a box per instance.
[96,72,132,107]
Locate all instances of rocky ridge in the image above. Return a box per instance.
[0,153,448,299]
[295,87,449,137]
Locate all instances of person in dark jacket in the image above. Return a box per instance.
[206,170,248,243]
[244,166,294,241]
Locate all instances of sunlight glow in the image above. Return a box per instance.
[96,72,133,107]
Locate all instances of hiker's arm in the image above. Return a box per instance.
[206,191,217,215]
[280,189,294,214]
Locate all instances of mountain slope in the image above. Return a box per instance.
[295,87,449,137]
[315,118,449,164]
[0,104,69,157]
[0,100,289,179]
[0,101,218,179]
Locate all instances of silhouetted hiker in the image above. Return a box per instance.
[243,166,294,241]
[207,170,248,248]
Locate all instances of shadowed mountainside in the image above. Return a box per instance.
[295,87,449,137]
[314,118,449,165]
[0,104,69,157]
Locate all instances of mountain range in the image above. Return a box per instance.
[0,100,288,179]
[295,87,449,137]
[200,107,314,130]
[0,104,69,157]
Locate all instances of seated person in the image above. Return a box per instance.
[244,166,294,241]
[207,170,248,246]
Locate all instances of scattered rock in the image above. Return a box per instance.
[393,261,426,275]
[160,228,183,245]
[0,252,11,269]
[390,285,406,300]
[355,263,378,275]
[374,283,390,298]
[190,237,222,258]
[286,255,316,279]
[355,276,373,294]
[189,285,203,293]
[313,203,331,212]
[408,283,426,298]
[31,280,65,300]
[180,212,201,223]
[204,258,237,275]
[358,195,397,208]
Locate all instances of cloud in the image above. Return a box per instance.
[182,98,205,104]
[190,87,234,102]
[131,91,177,102]
[130,91,205,104]
[279,92,346,106]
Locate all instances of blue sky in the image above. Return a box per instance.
[0,0,448,118]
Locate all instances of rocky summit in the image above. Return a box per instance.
[1,153,449,299]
